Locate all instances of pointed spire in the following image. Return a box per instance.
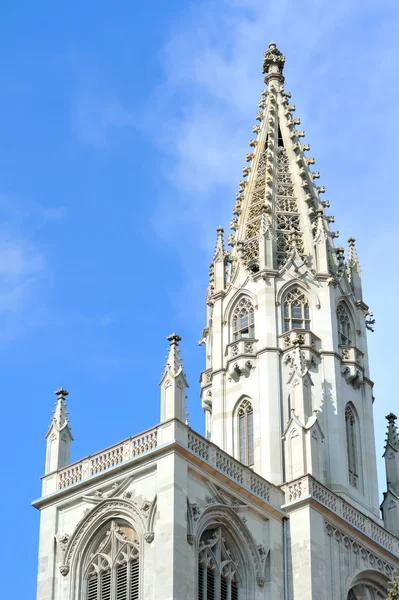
[313,210,329,274]
[347,237,363,300]
[164,333,183,378]
[211,227,227,292]
[159,334,188,423]
[45,388,73,474]
[225,43,339,277]
[52,388,69,432]
[385,413,399,451]
[347,237,361,274]
[382,412,399,535]
[262,42,286,85]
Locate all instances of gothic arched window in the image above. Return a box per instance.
[198,528,240,600]
[238,400,254,467]
[337,304,352,345]
[232,298,255,341]
[345,404,359,489]
[283,288,311,332]
[84,520,139,600]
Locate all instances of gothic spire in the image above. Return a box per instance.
[159,334,188,423]
[347,237,361,274]
[163,333,184,378]
[227,42,338,277]
[46,388,72,438]
[347,237,363,300]
[45,388,73,474]
[385,413,399,452]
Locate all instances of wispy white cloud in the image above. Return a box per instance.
[0,195,65,341]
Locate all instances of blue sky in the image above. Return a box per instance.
[1,1,398,596]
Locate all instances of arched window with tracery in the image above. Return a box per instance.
[237,400,254,467]
[232,297,255,341]
[84,520,139,600]
[198,528,240,600]
[345,404,359,489]
[283,288,311,332]
[337,304,352,345]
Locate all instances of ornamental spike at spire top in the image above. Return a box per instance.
[347,237,361,274]
[51,388,69,432]
[385,413,399,451]
[262,41,286,84]
[164,333,184,378]
[213,226,225,260]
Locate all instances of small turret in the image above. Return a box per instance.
[212,227,227,293]
[159,334,188,423]
[258,206,274,271]
[313,210,329,274]
[347,237,363,300]
[45,388,73,474]
[381,413,399,536]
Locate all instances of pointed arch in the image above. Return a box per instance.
[337,302,353,346]
[195,505,262,598]
[226,295,256,343]
[347,569,390,599]
[281,286,311,332]
[345,403,361,490]
[235,398,254,467]
[61,498,146,600]
[83,520,140,600]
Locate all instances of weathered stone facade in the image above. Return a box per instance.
[33,43,399,599]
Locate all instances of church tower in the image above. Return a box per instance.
[33,43,399,600]
[200,42,379,520]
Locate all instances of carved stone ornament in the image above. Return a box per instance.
[141,500,152,514]
[59,565,70,577]
[257,576,266,587]
[187,534,196,546]
[262,42,285,75]
[56,533,70,552]
[324,520,394,579]
[144,532,154,544]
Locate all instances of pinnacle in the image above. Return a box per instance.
[347,236,361,274]
[164,333,184,378]
[48,387,70,433]
[385,412,399,451]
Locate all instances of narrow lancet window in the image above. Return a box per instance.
[337,304,352,345]
[198,528,240,600]
[238,400,254,466]
[232,298,255,341]
[345,404,359,488]
[84,521,139,600]
[283,288,311,332]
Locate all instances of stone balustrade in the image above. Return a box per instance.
[279,329,320,351]
[187,431,282,507]
[199,368,212,390]
[340,345,364,367]
[57,427,158,490]
[284,475,399,556]
[228,338,257,360]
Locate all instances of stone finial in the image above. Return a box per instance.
[160,334,188,423]
[385,413,399,451]
[347,236,361,274]
[213,226,225,259]
[262,42,286,82]
[163,333,184,378]
[51,388,70,432]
